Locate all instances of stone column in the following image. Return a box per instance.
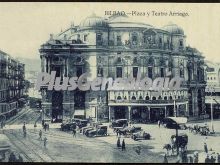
[109,106,111,123]
[165,106,167,118]
[176,104,179,117]
[185,102,189,117]
[148,107,151,121]
[128,106,131,121]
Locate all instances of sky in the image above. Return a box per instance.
[0,3,219,62]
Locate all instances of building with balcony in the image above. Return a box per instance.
[39,14,206,123]
[0,50,25,120]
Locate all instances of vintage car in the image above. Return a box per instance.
[80,126,94,135]
[131,131,151,141]
[61,122,76,131]
[116,126,142,136]
[87,126,108,137]
[162,117,187,130]
[110,119,128,129]
[77,119,88,129]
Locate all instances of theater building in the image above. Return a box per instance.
[39,14,206,123]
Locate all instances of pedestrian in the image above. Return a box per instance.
[122,139,126,151]
[193,152,199,163]
[39,130,42,140]
[204,142,208,153]
[163,154,168,163]
[8,152,17,162]
[117,137,121,148]
[188,155,193,163]
[18,154,23,162]
[210,155,216,163]
[182,151,188,163]
[72,129,76,138]
[44,123,47,131]
[116,129,120,137]
[205,154,210,163]
[44,137,47,148]
[217,153,220,163]
[158,120,161,128]
[22,123,26,133]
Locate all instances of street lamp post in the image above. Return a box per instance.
[209,86,215,133]
[97,96,102,123]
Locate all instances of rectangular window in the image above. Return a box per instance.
[180,40,183,47]
[97,34,102,41]
[160,68,164,77]
[133,67,138,78]
[116,67,122,78]
[148,67,153,79]
[84,35,88,41]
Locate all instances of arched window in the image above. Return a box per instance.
[152,96,156,100]
[145,96,150,100]
[139,96,143,100]
[117,96,122,100]
[164,96,167,100]
[117,57,122,63]
[169,96,173,100]
[131,96,136,100]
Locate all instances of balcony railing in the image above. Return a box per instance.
[109,98,188,104]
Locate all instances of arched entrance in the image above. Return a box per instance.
[52,91,63,123]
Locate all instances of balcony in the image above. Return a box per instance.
[109,98,188,105]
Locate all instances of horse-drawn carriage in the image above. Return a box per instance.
[131,130,151,141]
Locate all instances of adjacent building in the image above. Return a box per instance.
[0,50,25,120]
[39,14,206,123]
[205,61,220,118]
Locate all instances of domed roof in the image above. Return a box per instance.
[79,13,108,28]
[162,23,184,35]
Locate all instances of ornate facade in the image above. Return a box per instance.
[39,14,206,123]
[0,50,25,120]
